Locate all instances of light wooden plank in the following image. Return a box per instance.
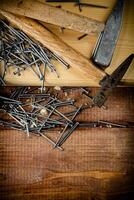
[0,0,134,86]
[0,0,104,34]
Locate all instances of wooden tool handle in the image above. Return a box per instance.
[0,10,105,84]
[0,0,104,35]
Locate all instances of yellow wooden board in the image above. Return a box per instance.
[0,0,134,86]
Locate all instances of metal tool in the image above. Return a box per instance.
[0,75,6,86]
[78,34,88,40]
[75,2,108,9]
[46,0,76,2]
[92,54,134,107]
[92,0,125,68]
[46,0,107,10]
[78,121,129,128]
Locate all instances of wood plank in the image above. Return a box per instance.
[0,87,134,200]
[0,128,134,200]
[0,0,134,86]
[0,0,104,35]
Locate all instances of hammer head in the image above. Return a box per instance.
[92,0,125,68]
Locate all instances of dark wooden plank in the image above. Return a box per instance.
[0,87,134,200]
[0,129,134,200]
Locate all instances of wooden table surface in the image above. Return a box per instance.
[0,87,134,200]
[0,0,134,86]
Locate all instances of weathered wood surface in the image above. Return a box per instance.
[0,0,133,86]
[0,87,134,200]
[0,128,134,200]
[0,0,104,35]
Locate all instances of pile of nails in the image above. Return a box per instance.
[0,87,82,151]
[0,87,132,151]
[0,20,69,86]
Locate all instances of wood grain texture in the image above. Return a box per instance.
[0,87,134,200]
[0,0,134,86]
[0,10,105,85]
[0,128,134,200]
[0,0,104,35]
